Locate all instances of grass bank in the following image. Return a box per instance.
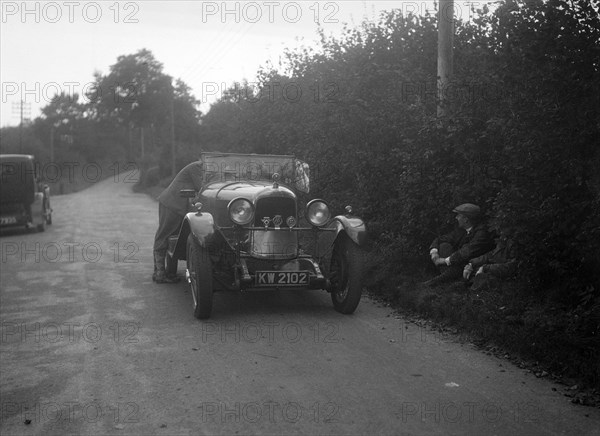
[365,255,600,403]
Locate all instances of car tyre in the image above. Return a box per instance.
[186,234,213,319]
[37,218,46,232]
[330,234,364,314]
[44,196,52,225]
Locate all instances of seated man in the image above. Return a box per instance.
[426,203,494,286]
[153,160,204,283]
[463,227,517,291]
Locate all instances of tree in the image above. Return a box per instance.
[88,48,201,172]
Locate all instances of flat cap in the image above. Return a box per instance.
[452,203,480,218]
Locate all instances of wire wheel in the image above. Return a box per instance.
[330,234,364,314]
[186,234,213,319]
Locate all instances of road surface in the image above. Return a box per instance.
[1,175,599,435]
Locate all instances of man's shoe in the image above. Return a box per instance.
[153,270,179,284]
[447,281,470,293]
[421,276,443,287]
[470,273,493,292]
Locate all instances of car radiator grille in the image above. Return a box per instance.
[251,196,298,258]
[254,197,296,227]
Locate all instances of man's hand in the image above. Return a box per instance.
[434,257,448,266]
[463,263,473,279]
[430,248,439,264]
[475,266,485,276]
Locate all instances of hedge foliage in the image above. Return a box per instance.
[199,0,600,308]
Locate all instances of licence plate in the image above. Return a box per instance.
[0,216,17,225]
[255,271,309,286]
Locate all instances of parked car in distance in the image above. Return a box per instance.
[0,154,52,232]
[166,152,367,319]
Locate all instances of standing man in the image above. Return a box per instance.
[153,160,204,283]
[426,203,494,286]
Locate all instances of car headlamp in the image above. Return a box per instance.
[228,198,255,225]
[306,199,331,227]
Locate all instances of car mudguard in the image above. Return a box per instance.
[172,212,216,259]
[186,211,215,246]
[332,215,367,247]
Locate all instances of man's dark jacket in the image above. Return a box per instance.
[469,239,517,278]
[157,161,204,215]
[430,224,495,266]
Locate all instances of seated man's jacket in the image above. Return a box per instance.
[157,161,204,216]
[469,239,517,278]
[430,224,495,266]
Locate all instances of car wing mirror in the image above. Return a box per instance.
[179,189,197,198]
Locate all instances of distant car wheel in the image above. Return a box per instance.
[330,234,364,314]
[45,198,52,225]
[165,251,178,276]
[37,201,47,232]
[186,234,213,319]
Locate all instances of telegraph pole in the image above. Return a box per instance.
[170,82,176,177]
[437,0,454,117]
[140,126,145,161]
[11,100,31,153]
[50,127,54,162]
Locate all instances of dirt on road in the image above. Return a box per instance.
[1,176,599,435]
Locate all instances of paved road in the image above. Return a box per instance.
[1,176,599,435]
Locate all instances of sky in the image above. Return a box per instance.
[0,1,463,127]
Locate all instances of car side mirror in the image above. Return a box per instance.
[179,189,196,198]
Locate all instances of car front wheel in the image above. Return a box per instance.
[37,207,46,232]
[330,234,364,314]
[186,234,213,319]
[45,197,52,225]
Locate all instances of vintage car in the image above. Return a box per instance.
[0,154,52,232]
[166,152,367,319]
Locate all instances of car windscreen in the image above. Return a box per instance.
[202,153,296,185]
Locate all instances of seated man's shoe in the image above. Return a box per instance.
[422,265,464,287]
[447,281,470,293]
[421,274,445,287]
[470,273,496,292]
